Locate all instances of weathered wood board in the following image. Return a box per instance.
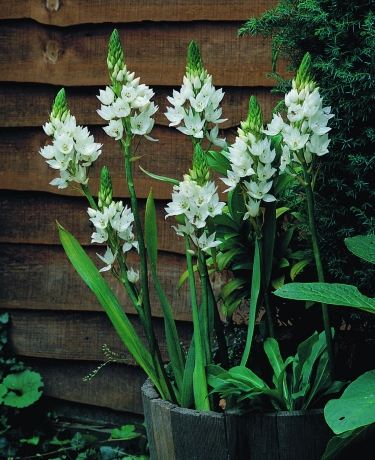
[1,0,280,415]
[1,1,277,25]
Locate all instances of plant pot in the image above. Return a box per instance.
[141,379,333,460]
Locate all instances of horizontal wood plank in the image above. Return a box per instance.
[0,125,232,199]
[9,310,193,362]
[1,243,229,321]
[0,191,185,254]
[0,83,281,129]
[28,358,146,413]
[0,21,278,86]
[1,0,277,25]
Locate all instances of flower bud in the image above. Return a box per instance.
[107,29,126,89]
[98,166,113,209]
[51,88,70,123]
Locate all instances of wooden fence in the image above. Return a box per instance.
[0,0,281,415]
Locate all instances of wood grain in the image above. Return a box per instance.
[0,125,232,199]
[1,243,229,321]
[0,191,185,254]
[0,83,281,129]
[9,310,193,362]
[29,358,147,413]
[0,21,277,86]
[1,0,277,26]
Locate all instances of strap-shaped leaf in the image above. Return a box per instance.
[57,223,158,386]
[145,192,185,400]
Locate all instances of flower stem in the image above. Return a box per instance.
[301,161,335,380]
[120,136,177,403]
[185,236,210,410]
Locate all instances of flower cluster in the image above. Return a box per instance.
[165,177,225,252]
[221,96,277,219]
[263,55,334,172]
[165,42,227,148]
[97,81,158,141]
[87,200,138,272]
[97,30,158,141]
[40,90,102,189]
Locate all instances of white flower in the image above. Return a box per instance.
[287,103,304,123]
[177,109,205,138]
[282,127,310,151]
[103,119,124,140]
[112,97,131,118]
[262,113,284,136]
[49,170,71,189]
[279,145,292,172]
[91,229,109,244]
[244,198,261,219]
[206,124,227,148]
[127,267,140,283]
[97,247,117,272]
[130,112,154,136]
[190,232,221,252]
[165,105,185,127]
[257,162,277,181]
[245,179,275,202]
[97,87,115,105]
[221,170,240,192]
[307,133,331,156]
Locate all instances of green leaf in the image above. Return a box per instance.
[325,370,375,434]
[290,259,310,280]
[277,228,293,258]
[241,239,261,366]
[228,185,245,227]
[57,223,159,389]
[2,370,43,408]
[110,425,138,440]
[276,206,290,219]
[321,425,375,460]
[206,149,231,175]
[139,166,179,186]
[274,282,375,314]
[144,196,186,399]
[345,235,375,265]
[264,338,284,380]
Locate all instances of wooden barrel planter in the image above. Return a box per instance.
[141,379,333,460]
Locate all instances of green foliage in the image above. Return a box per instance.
[240,0,375,297]
[207,330,345,411]
[1,370,43,408]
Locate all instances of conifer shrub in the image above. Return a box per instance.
[240,0,375,301]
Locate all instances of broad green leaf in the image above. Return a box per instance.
[321,425,374,460]
[290,259,310,280]
[212,213,240,231]
[2,370,43,408]
[206,149,231,175]
[216,248,241,271]
[345,235,375,265]
[264,338,284,379]
[110,425,138,440]
[228,366,267,389]
[271,275,285,290]
[292,331,319,393]
[228,185,245,227]
[276,206,290,219]
[274,283,375,314]
[325,370,375,434]
[278,257,290,269]
[57,223,159,390]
